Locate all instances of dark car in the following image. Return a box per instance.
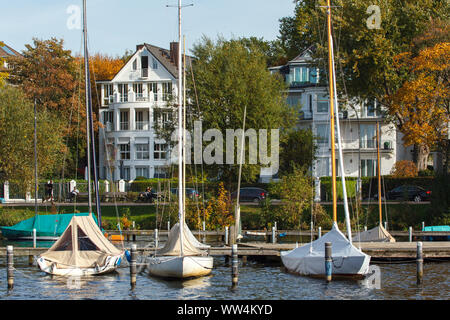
[231,187,268,203]
[170,188,201,200]
[386,185,431,202]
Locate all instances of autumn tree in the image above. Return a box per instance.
[390,160,418,178]
[388,42,449,170]
[8,38,86,176]
[0,86,66,192]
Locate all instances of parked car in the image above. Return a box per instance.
[170,188,201,200]
[231,187,268,203]
[385,185,431,202]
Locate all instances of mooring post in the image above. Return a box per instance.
[130,244,137,289]
[364,226,367,232]
[325,242,332,283]
[231,244,238,287]
[154,228,159,249]
[242,255,247,266]
[417,241,423,285]
[33,228,36,249]
[272,226,276,244]
[422,221,425,231]
[409,226,413,242]
[225,226,229,246]
[384,221,387,230]
[7,245,14,290]
[167,221,170,231]
[318,227,322,238]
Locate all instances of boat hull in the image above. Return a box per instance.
[36,254,122,276]
[147,256,213,279]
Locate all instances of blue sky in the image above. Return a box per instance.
[2,0,296,57]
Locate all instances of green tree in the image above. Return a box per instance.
[278,0,449,169]
[8,38,86,177]
[0,86,66,192]
[186,36,297,190]
[269,166,314,229]
[279,128,316,175]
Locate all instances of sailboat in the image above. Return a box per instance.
[280,0,371,278]
[147,0,213,279]
[36,0,124,276]
[352,122,395,242]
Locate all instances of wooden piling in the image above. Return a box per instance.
[231,244,238,287]
[130,244,137,288]
[33,229,36,249]
[242,255,247,266]
[272,226,276,244]
[417,241,423,285]
[154,228,159,249]
[28,255,34,266]
[225,226,229,245]
[7,245,14,290]
[325,242,332,282]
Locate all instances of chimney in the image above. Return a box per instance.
[170,42,179,68]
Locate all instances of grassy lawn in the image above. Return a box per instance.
[0,202,437,231]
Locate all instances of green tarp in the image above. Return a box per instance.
[0,213,99,239]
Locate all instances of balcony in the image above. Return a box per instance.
[136,121,150,131]
[119,122,129,131]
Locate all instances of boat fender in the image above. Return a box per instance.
[125,250,131,262]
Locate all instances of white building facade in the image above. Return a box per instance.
[270,47,412,178]
[97,43,183,181]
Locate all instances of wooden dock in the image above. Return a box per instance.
[1,241,449,261]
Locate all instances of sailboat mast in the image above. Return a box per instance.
[326,0,338,223]
[377,121,382,225]
[34,99,38,217]
[82,0,92,216]
[82,0,102,225]
[177,0,184,257]
[235,105,247,240]
[183,35,187,218]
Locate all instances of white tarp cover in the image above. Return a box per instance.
[352,224,396,243]
[281,223,370,276]
[156,222,207,256]
[39,215,123,269]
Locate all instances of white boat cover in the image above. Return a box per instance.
[39,215,123,269]
[157,222,208,256]
[352,224,396,242]
[281,223,370,276]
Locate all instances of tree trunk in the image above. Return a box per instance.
[415,144,430,171]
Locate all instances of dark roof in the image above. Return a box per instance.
[143,43,194,79]
[0,42,21,58]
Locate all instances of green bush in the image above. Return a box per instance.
[0,208,35,226]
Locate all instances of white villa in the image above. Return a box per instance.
[269,47,413,179]
[97,43,185,181]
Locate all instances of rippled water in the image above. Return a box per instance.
[0,248,448,300]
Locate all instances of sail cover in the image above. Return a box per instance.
[352,224,396,242]
[156,222,207,256]
[281,223,370,276]
[39,215,122,268]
